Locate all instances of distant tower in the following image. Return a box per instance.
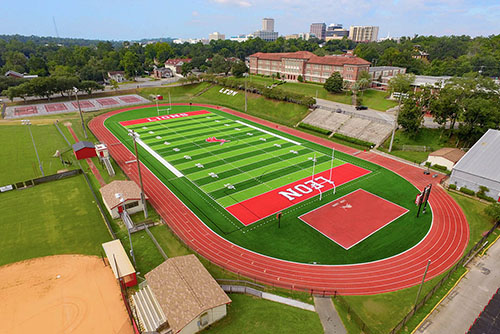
[310,23,326,40]
[262,18,274,32]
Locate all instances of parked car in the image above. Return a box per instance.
[355,105,368,110]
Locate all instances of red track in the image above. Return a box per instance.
[88,103,469,295]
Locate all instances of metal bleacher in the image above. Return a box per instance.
[131,284,168,333]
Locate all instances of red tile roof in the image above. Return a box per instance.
[165,58,192,65]
[249,51,371,66]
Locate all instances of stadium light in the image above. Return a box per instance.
[127,130,148,218]
[73,87,88,139]
[22,119,44,176]
[115,193,136,267]
[243,73,248,113]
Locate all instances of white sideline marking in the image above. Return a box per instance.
[135,137,184,177]
[235,120,302,146]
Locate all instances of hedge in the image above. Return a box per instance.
[477,193,496,202]
[432,164,449,172]
[298,123,332,136]
[448,184,457,190]
[331,133,374,148]
[460,187,475,196]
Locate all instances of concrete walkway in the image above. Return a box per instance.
[314,296,347,334]
[417,238,500,334]
[261,292,315,311]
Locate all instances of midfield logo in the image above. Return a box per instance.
[206,137,231,145]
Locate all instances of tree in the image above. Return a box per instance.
[181,62,193,76]
[357,70,372,91]
[78,80,104,96]
[324,72,343,93]
[231,61,248,78]
[388,73,415,94]
[110,79,119,91]
[120,51,141,79]
[397,86,432,137]
[210,54,231,75]
[485,203,500,222]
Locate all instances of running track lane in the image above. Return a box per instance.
[88,103,469,295]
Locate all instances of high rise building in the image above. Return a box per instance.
[349,26,379,42]
[310,23,326,40]
[209,32,225,41]
[253,18,278,41]
[262,18,274,32]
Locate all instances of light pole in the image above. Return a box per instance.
[243,73,248,113]
[115,193,136,267]
[22,119,44,176]
[128,130,148,218]
[73,87,88,139]
[388,92,403,152]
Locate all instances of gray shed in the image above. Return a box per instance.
[450,129,500,201]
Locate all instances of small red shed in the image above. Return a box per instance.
[72,141,97,160]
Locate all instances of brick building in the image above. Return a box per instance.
[249,51,371,83]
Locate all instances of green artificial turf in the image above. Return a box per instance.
[0,124,77,185]
[105,105,432,265]
[201,294,323,334]
[0,175,111,266]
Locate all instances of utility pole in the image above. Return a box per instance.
[414,260,431,310]
[244,73,248,113]
[22,119,44,176]
[128,130,148,218]
[73,87,88,139]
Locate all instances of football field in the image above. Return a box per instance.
[105,105,432,265]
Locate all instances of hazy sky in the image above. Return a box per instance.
[1,0,499,40]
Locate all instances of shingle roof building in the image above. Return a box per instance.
[450,129,500,200]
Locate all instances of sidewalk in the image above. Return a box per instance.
[417,239,500,333]
[314,296,347,334]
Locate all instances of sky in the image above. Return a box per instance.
[1,0,499,41]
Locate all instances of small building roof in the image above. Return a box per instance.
[108,71,125,76]
[145,254,231,333]
[453,129,500,182]
[165,58,192,66]
[100,180,146,210]
[429,147,465,164]
[72,141,95,151]
[5,70,23,78]
[413,75,451,88]
[102,239,135,278]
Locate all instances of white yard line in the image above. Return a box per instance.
[235,120,302,146]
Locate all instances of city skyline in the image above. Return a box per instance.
[0,0,499,41]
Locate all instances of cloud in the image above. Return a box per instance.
[192,10,199,16]
[211,0,252,7]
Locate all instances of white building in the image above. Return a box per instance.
[426,148,465,171]
[229,34,249,42]
[99,180,147,219]
[349,26,379,42]
[450,129,500,200]
[254,17,278,41]
[209,32,225,41]
[262,18,274,32]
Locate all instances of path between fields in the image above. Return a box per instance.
[65,123,106,187]
[314,296,347,334]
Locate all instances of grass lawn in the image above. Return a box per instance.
[334,190,499,334]
[139,82,212,103]
[358,89,397,111]
[0,123,77,185]
[380,128,458,164]
[0,175,111,266]
[201,294,323,334]
[193,84,309,127]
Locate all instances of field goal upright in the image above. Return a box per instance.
[311,148,336,201]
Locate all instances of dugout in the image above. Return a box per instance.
[102,239,137,287]
[72,141,97,160]
[450,129,500,201]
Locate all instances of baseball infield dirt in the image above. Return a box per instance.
[0,255,134,333]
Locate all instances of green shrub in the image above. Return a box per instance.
[432,164,449,172]
[448,184,457,190]
[485,203,500,221]
[331,133,374,148]
[297,75,304,82]
[298,123,331,135]
[460,187,475,196]
[477,193,496,202]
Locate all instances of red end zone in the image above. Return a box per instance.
[120,110,212,126]
[226,163,371,226]
[299,189,408,249]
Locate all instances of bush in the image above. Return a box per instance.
[459,187,475,196]
[298,123,331,135]
[331,133,374,148]
[448,184,457,190]
[485,203,500,221]
[297,75,304,82]
[477,193,496,202]
[432,164,449,172]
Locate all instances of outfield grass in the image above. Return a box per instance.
[0,175,111,266]
[105,105,431,265]
[334,191,499,334]
[201,294,323,334]
[0,124,77,184]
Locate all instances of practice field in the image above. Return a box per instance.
[104,105,432,265]
[0,255,133,334]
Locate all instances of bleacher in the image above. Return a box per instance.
[302,109,393,146]
[131,284,168,333]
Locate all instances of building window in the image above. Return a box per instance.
[199,312,209,327]
[125,201,139,210]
